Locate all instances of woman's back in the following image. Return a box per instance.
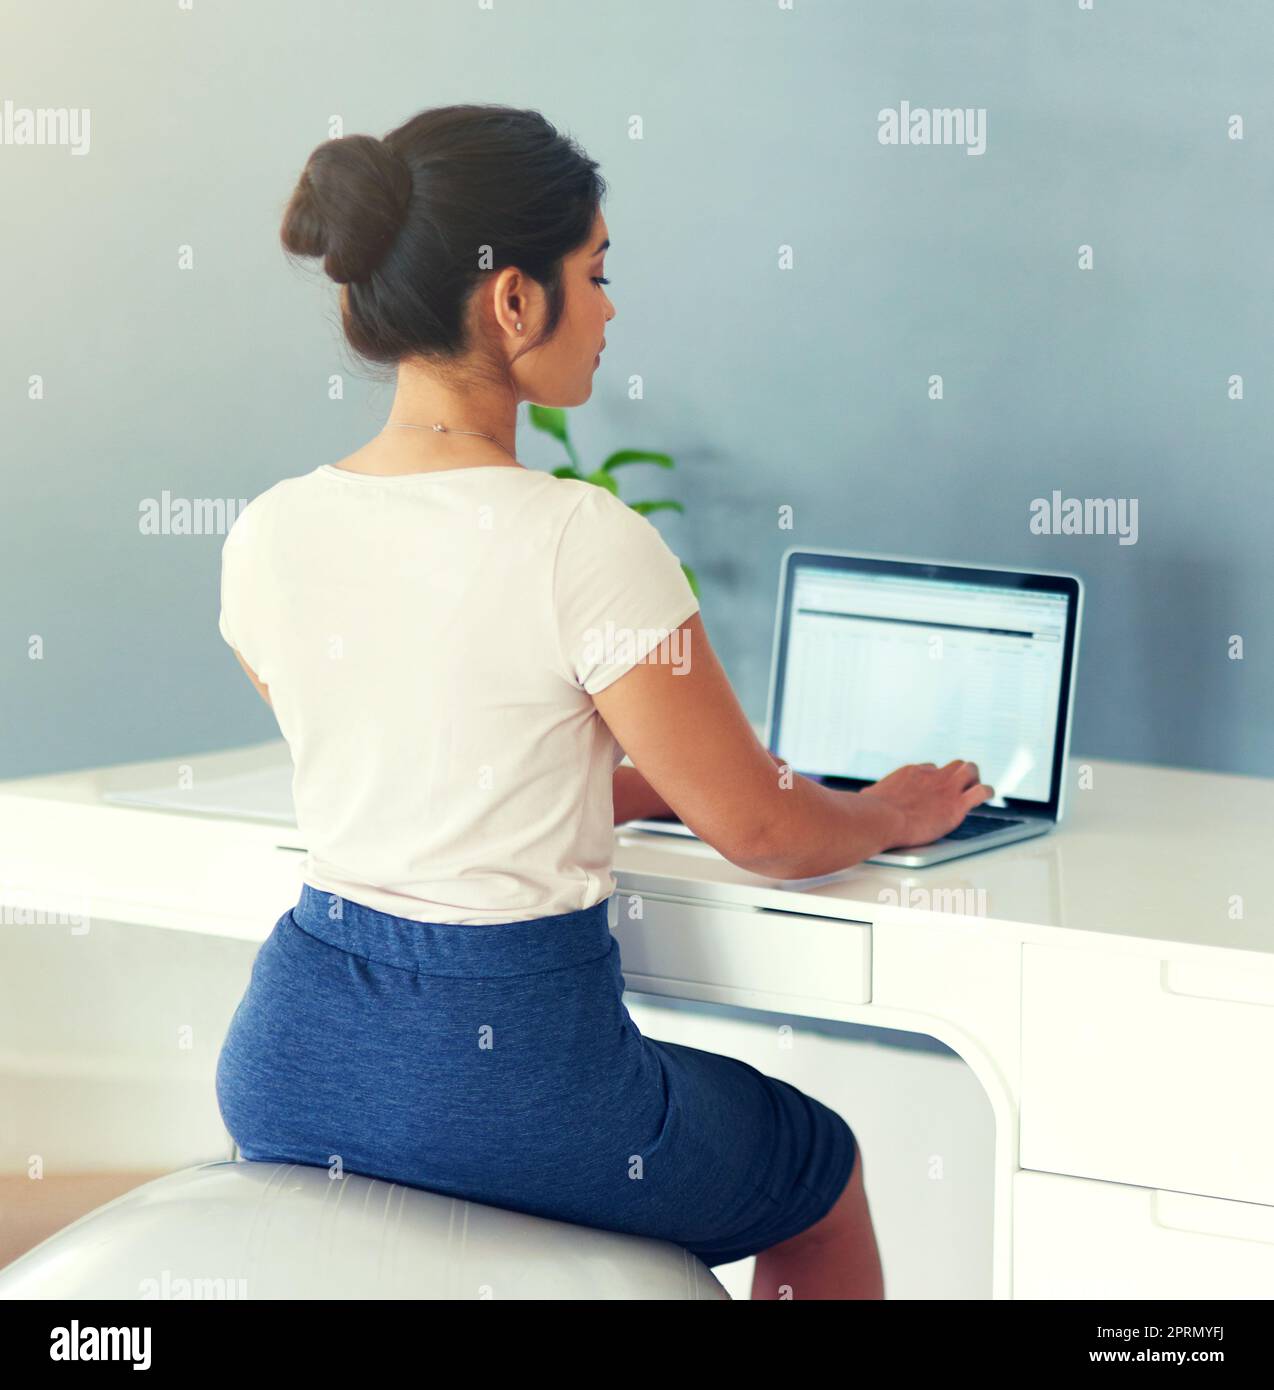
[219,462,698,923]
[212,102,899,1294]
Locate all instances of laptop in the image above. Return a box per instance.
[628,547,1083,868]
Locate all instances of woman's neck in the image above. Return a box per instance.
[384,360,520,462]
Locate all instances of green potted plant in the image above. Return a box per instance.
[527,404,698,597]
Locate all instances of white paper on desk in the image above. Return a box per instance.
[103,762,298,824]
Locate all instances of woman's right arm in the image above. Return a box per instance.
[591,612,994,879]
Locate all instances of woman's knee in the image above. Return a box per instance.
[763,1142,866,1256]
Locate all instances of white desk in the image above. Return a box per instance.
[2,741,1272,1299]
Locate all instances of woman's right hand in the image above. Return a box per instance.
[860,760,995,849]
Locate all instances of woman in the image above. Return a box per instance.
[214,103,991,1300]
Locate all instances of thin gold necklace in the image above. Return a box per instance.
[385,420,520,464]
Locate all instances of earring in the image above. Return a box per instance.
[515,322,523,331]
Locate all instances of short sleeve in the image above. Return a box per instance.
[553,485,700,695]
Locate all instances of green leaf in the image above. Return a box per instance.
[600,449,674,472]
[583,468,620,495]
[528,404,569,443]
[629,499,685,516]
[531,412,695,599]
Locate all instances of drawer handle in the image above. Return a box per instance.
[624,891,867,927]
[1159,960,1274,1008]
[756,906,871,927]
[1153,1189,1274,1244]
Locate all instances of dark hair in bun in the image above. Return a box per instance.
[282,135,413,287]
[280,104,606,368]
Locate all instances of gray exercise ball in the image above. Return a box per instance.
[0,1160,730,1300]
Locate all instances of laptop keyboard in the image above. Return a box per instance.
[942,813,1024,841]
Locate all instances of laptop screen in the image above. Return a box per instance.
[768,553,1080,815]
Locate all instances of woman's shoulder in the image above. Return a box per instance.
[550,479,688,585]
[221,469,320,544]
[546,476,659,531]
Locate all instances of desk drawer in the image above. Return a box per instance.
[612,892,871,1007]
[1020,943,1274,1206]
[1013,1169,1274,1299]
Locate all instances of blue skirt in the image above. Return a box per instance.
[215,884,856,1269]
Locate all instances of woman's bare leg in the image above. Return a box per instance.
[750,1146,884,1300]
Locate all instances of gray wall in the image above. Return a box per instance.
[4,0,1271,779]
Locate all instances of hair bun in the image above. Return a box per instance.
[281,134,413,285]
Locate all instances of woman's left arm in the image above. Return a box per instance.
[613,765,672,824]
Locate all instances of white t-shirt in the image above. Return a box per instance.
[218,462,699,924]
